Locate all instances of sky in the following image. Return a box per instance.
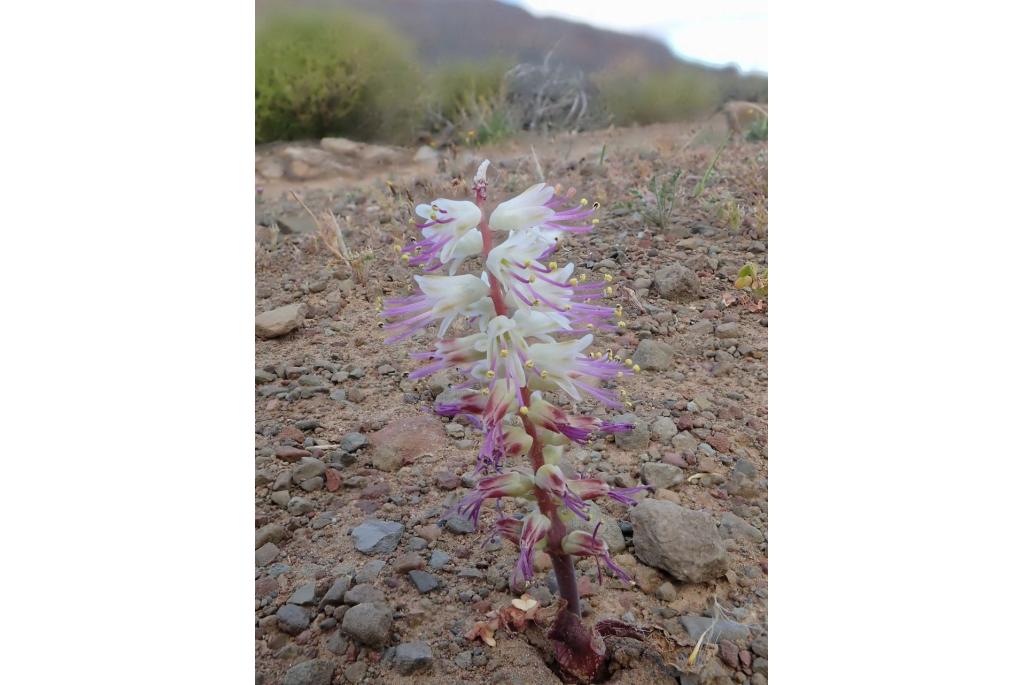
[502,0,768,74]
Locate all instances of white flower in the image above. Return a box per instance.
[490,183,556,233]
[405,199,482,271]
[382,273,490,341]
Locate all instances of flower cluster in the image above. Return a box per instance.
[383,161,650,594]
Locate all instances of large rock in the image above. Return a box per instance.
[633,340,674,371]
[630,500,728,583]
[255,303,306,339]
[653,264,703,302]
[276,604,310,635]
[369,415,446,471]
[352,519,404,554]
[281,659,335,685]
[342,602,393,647]
[678,616,751,644]
[394,641,434,675]
[321,137,362,156]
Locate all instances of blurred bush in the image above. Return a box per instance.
[595,62,722,126]
[426,59,510,127]
[255,10,420,144]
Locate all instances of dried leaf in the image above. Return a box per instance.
[465,618,498,647]
[510,595,538,612]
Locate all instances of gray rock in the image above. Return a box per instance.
[255,303,306,339]
[276,604,310,635]
[650,416,678,443]
[354,560,385,583]
[633,339,674,371]
[255,542,279,567]
[255,523,285,549]
[394,641,434,675]
[653,264,703,302]
[340,432,368,453]
[444,515,475,535]
[270,490,290,507]
[678,616,751,644]
[631,500,729,583]
[408,570,439,593]
[329,389,347,403]
[671,430,700,454]
[455,650,473,668]
[428,550,450,568]
[352,519,404,554]
[287,497,314,516]
[641,462,685,489]
[272,471,292,491]
[344,584,385,605]
[341,602,393,647]
[719,512,765,543]
[300,477,323,492]
[320,576,351,606]
[291,457,326,483]
[288,582,317,606]
[612,413,650,451]
[734,459,758,478]
[715,322,741,339]
[325,632,349,656]
[255,369,276,384]
[281,659,334,685]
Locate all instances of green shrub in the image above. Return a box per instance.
[255,11,420,144]
[426,59,510,126]
[746,117,768,141]
[595,64,722,126]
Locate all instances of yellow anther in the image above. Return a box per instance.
[486,370,495,379]
[632,364,641,372]
[563,304,572,311]
[580,198,588,205]
[519,406,529,415]
[523,259,532,267]
[592,219,599,224]
[569,277,578,286]
[580,273,588,282]
[540,370,549,378]
[393,244,402,252]
[401,254,410,262]
[586,323,594,329]
[532,299,540,306]
[524,360,535,369]
[548,261,557,270]
[604,286,614,296]
[625,401,634,409]
[500,349,509,358]
[604,274,613,282]
[625,358,633,366]
[481,387,490,395]
[620,388,628,396]
[617,320,627,328]
[529,274,536,283]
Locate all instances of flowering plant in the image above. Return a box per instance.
[384,160,648,681]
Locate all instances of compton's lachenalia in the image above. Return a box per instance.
[382,160,649,632]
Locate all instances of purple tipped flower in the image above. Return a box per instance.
[561,522,631,585]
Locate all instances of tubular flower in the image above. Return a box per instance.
[382,274,490,342]
[511,510,551,587]
[526,391,634,445]
[411,334,487,380]
[454,471,535,528]
[561,523,632,585]
[404,199,482,272]
[489,183,598,236]
[534,464,591,520]
[525,334,635,407]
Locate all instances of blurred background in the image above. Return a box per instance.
[255,0,768,147]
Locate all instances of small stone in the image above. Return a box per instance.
[325,631,349,655]
[270,490,290,507]
[344,662,368,683]
[329,389,347,403]
[288,582,317,606]
[339,432,368,453]
[671,430,700,454]
[292,457,326,483]
[276,604,310,635]
[344,584,385,605]
[632,339,674,371]
[300,477,324,492]
[720,512,765,543]
[255,523,286,549]
[719,639,740,669]
[454,650,473,668]
[394,552,424,573]
[280,659,334,685]
[255,369,276,384]
[351,519,404,554]
[287,497,314,515]
[612,413,650,451]
[394,641,433,675]
[428,550,450,568]
[715,322,741,339]
[444,515,475,535]
[408,537,428,551]
[655,581,677,602]
[653,263,703,302]
[256,543,279,567]
[275,446,310,463]
[641,462,685,489]
[341,602,393,647]
[320,577,351,606]
[650,416,678,443]
[408,570,439,593]
[256,303,306,338]
[434,470,460,490]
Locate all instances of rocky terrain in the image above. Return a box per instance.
[254,120,768,684]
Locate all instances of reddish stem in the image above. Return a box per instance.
[475,185,581,617]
